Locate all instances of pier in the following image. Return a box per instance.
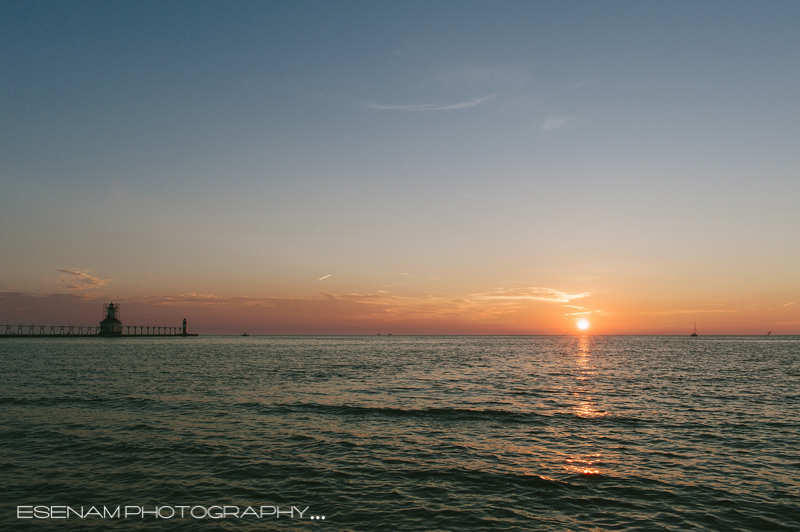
[0,302,198,338]
[0,324,194,337]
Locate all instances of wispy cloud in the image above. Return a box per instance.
[562,79,590,92]
[367,95,495,111]
[1,289,589,334]
[57,269,112,291]
[472,287,590,303]
[542,116,574,131]
[319,274,332,281]
[317,291,511,321]
[640,309,737,316]
[151,293,223,305]
[128,290,540,331]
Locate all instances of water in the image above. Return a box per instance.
[1,336,798,531]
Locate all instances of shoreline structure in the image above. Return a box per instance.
[0,302,198,338]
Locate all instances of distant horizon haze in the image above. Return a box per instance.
[0,290,793,336]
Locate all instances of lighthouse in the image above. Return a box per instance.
[99,302,122,336]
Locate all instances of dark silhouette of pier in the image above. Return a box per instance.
[0,324,195,337]
[0,303,198,338]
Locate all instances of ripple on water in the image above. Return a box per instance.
[1,336,799,530]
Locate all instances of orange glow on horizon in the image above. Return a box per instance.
[2,289,799,335]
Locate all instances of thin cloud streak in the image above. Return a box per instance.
[0,290,549,335]
[57,269,112,291]
[542,116,574,131]
[367,95,495,111]
[144,290,526,322]
[5,290,790,335]
[151,293,223,304]
[640,309,737,316]
[472,287,590,303]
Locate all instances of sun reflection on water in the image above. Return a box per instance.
[563,336,607,474]
[565,454,602,475]
[572,399,609,418]
[570,337,608,418]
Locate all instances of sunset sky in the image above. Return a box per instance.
[2,1,799,334]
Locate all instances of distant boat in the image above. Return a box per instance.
[691,322,698,337]
[241,332,249,336]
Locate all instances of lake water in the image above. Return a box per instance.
[1,336,798,530]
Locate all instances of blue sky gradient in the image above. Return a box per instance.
[2,1,799,333]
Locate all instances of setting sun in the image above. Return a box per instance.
[577,319,590,330]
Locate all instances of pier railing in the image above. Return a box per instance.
[1,324,189,337]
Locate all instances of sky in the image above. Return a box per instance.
[1,0,799,335]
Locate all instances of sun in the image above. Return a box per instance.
[577,319,590,331]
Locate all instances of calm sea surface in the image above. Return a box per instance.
[1,336,798,531]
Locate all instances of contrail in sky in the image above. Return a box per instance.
[367,95,495,111]
[319,274,332,281]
